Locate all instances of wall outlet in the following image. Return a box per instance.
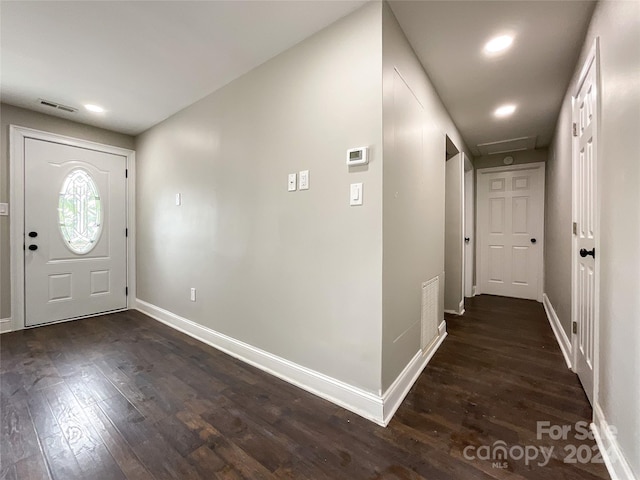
[190,288,196,302]
[0,203,8,216]
[176,193,182,206]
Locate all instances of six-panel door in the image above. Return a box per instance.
[477,166,544,300]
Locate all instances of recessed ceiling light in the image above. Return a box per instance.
[494,104,517,118]
[84,104,105,113]
[483,34,514,55]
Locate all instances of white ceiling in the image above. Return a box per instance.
[389,0,596,155]
[1,1,595,154]
[0,0,366,135]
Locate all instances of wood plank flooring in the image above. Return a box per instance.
[0,295,609,479]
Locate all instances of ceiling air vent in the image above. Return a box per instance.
[38,99,78,113]
[477,136,537,156]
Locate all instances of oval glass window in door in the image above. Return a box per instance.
[58,169,102,254]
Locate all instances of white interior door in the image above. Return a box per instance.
[573,50,598,405]
[476,164,544,300]
[24,138,127,326]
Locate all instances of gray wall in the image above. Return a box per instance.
[381,3,470,390]
[0,103,134,319]
[474,148,548,169]
[546,0,640,475]
[444,153,463,312]
[135,2,384,394]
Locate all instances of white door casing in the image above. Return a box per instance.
[476,163,545,301]
[572,39,600,406]
[464,165,474,298]
[10,126,136,330]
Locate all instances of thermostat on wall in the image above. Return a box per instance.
[346,147,369,166]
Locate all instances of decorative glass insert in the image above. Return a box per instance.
[58,169,102,254]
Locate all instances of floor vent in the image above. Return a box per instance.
[38,98,78,113]
[421,276,439,351]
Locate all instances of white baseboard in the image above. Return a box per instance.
[135,300,447,427]
[381,320,447,425]
[592,403,637,480]
[542,293,572,369]
[472,285,478,296]
[0,318,12,334]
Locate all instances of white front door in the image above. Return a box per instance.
[573,48,598,405]
[24,138,128,326]
[477,164,544,300]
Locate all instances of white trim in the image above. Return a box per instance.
[0,318,12,334]
[381,320,447,425]
[136,299,448,427]
[475,162,545,302]
[591,403,636,480]
[472,285,478,297]
[542,294,572,369]
[137,299,385,424]
[9,126,136,330]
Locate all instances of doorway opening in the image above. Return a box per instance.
[444,136,464,315]
[9,126,136,331]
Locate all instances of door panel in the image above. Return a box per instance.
[477,165,544,300]
[573,54,598,404]
[24,138,127,326]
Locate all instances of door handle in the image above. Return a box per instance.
[580,248,595,258]
[530,238,537,244]
[28,231,38,238]
[28,244,38,251]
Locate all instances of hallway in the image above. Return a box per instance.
[0,296,608,479]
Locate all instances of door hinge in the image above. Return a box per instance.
[573,222,577,235]
[572,321,577,334]
[125,169,128,178]
[125,228,128,237]
[572,122,578,137]
[125,286,129,296]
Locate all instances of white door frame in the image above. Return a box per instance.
[9,125,136,331]
[464,159,474,298]
[571,38,600,404]
[475,162,546,302]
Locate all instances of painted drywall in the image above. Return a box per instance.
[0,103,134,319]
[474,148,548,170]
[545,114,573,336]
[547,0,640,476]
[135,2,384,394]
[381,3,471,390]
[444,153,463,313]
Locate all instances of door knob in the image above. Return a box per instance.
[28,245,38,251]
[464,237,470,244]
[580,248,595,258]
[28,231,38,238]
[530,238,537,244]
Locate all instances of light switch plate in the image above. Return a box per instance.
[288,173,297,192]
[350,183,363,206]
[299,170,309,190]
[0,203,8,216]
[175,193,181,206]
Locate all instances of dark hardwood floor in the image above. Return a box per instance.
[1,295,609,479]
